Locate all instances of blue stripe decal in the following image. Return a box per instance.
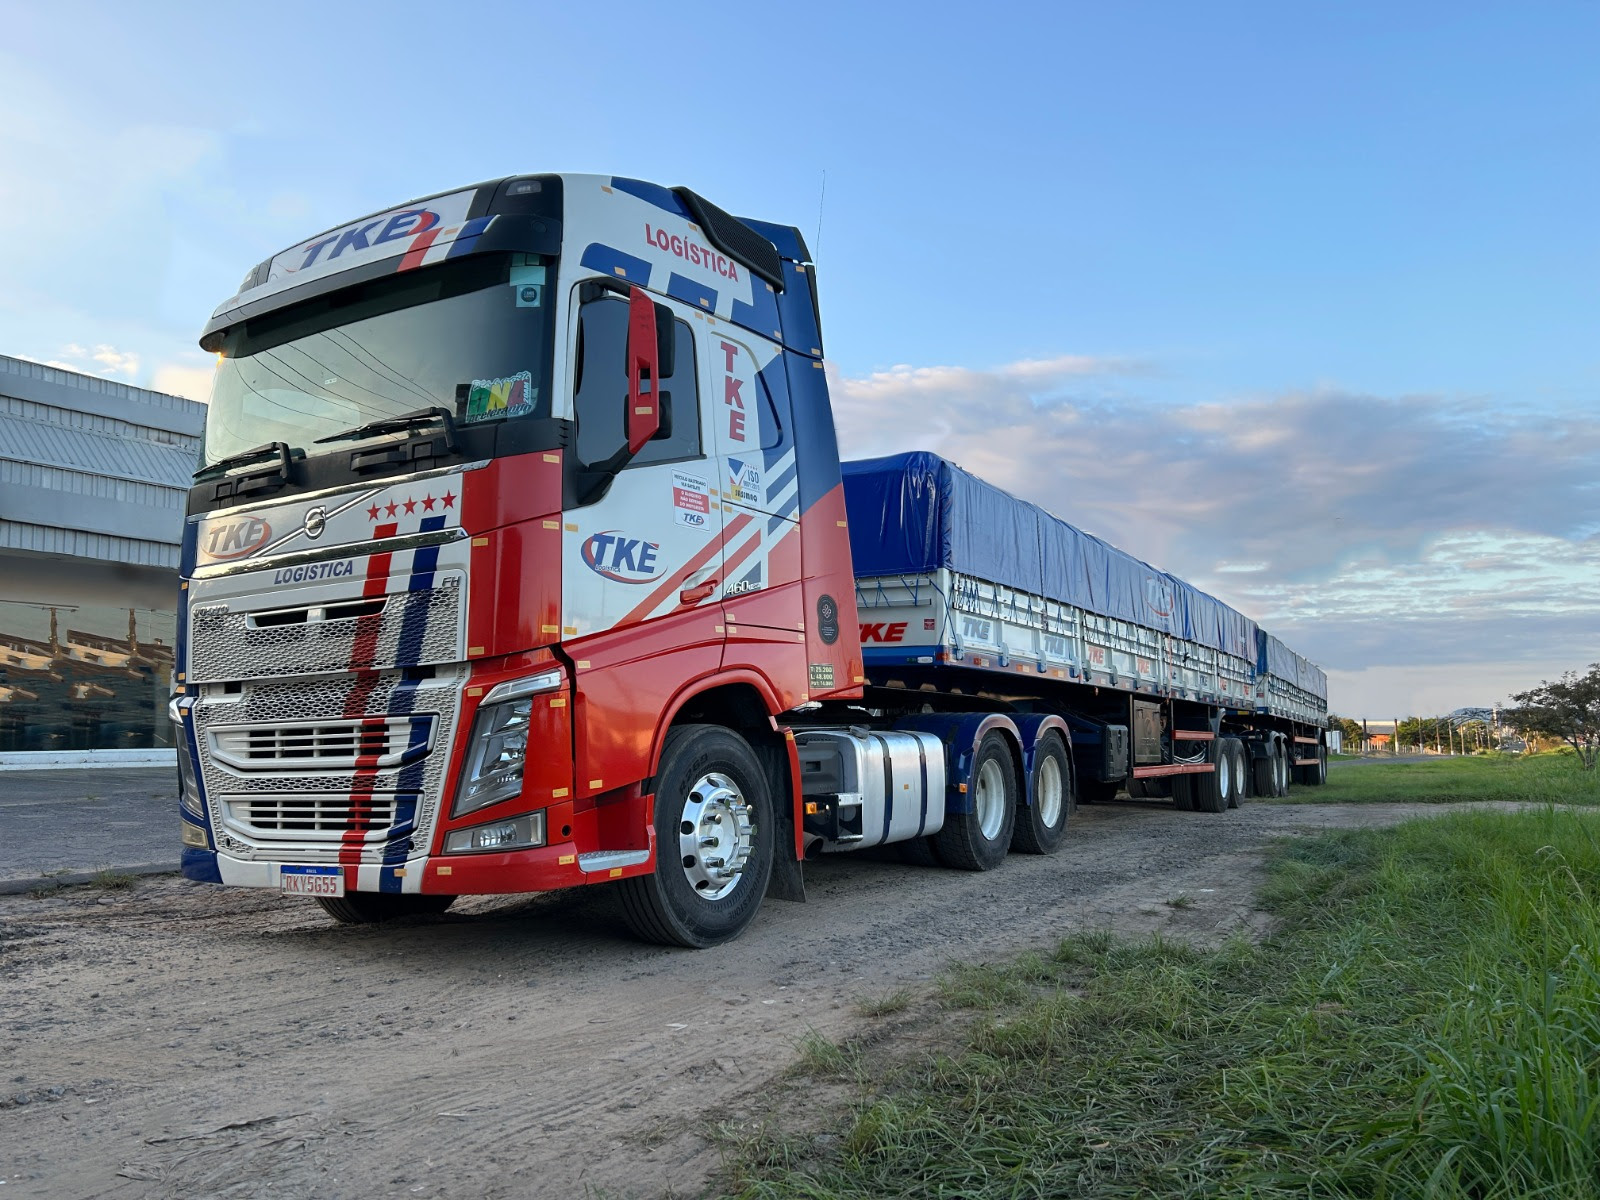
[393,516,446,667]
[609,177,691,217]
[666,272,716,312]
[766,461,797,500]
[767,511,792,535]
[181,848,222,883]
[380,672,428,893]
[580,242,652,285]
[915,739,930,837]
[444,215,494,260]
[731,280,783,342]
[874,734,894,844]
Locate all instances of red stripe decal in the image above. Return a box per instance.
[397,229,442,272]
[339,528,399,881]
[620,513,752,626]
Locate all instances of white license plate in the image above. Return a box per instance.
[279,865,345,897]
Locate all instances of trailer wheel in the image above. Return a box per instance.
[899,835,942,867]
[1270,736,1289,796]
[618,724,774,948]
[1251,746,1275,797]
[935,732,1017,871]
[315,893,456,924]
[1171,775,1195,810]
[1078,777,1120,804]
[1302,743,1328,787]
[1013,731,1072,854]
[1226,738,1248,808]
[1192,740,1229,813]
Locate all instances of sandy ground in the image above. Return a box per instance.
[1,799,1472,1199]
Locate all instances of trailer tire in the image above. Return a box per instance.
[1171,775,1195,811]
[935,732,1017,871]
[315,893,456,924]
[1302,744,1328,787]
[1226,738,1248,808]
[618,724,774,949]
[899,835,942,867]
[1192,741,1229,813]
[1273,737,1290,796]
[1251,748,1275,797]
[1012,731,1072,854]
[1078,777,1120,804]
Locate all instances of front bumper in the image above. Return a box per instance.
[184,837,656,895]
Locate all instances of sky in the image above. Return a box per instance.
[1,0,1595,718]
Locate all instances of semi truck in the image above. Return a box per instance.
[174,172,1329,947]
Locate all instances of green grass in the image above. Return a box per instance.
[1309,749,1598,806]
[720,807,1600,1199]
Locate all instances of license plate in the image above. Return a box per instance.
[279,865,344,897]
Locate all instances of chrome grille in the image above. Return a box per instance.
[209,716,434,771]
[231,795,400,834]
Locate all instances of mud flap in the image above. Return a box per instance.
[761,737,806,903]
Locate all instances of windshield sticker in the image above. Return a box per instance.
[672,471,711,528]
[464,371,535,423]
[510,261,546,308]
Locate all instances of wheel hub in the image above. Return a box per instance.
[1036,756,1063,827]
[975,757,1006,840]
[677,771,754,901]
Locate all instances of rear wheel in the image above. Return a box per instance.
[1192,739,1229,813]
[316,892,456,924]
[1302,743,1328,786]
[618,724,774,948]
[1078,777,1121,804]
[1273,737,1290,796]
[1012,731,1072,854]
[1226,738,1248,808]
[1170,775,1195,811]
[1250,743,1275,797]
[935,732,1017,871]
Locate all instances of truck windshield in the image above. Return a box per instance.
[201,253,554,469]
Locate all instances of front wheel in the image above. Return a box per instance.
[1012,731,1072,854]
[935,732,1017,871]
[315,892,456,924]
[618,725,774,949]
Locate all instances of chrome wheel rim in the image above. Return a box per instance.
[975,756,1007,840]
[1036,755,1064,829]
[676,771,753,901]
[1216,745,1231,799]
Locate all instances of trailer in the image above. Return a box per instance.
[174,172,1328,947]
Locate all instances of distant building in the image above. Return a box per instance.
[0,354,204,760]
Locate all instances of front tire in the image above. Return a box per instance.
[315,892,456,924]
[619,725,774,949]
[1012,731,1072,854]
[935,732,1017,871]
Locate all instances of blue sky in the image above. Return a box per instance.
[2,0,1595,717]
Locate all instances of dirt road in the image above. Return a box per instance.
[2,799,1462,1199]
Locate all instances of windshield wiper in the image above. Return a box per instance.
[313,407,457,446]
[316,406,462,475]
[193,441,295,506]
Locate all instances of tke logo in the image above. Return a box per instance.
[204,517,271,560]
[860,621,907,643]
[581,531,663,583]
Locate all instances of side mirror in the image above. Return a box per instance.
[625,289,661,455]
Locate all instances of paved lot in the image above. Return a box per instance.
[0,767,178,890]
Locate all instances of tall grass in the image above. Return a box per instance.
[1312,750,1597,806]
[721,807,1600,1199]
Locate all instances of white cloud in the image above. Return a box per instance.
[832,354,1600,715]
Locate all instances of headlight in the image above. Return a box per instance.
[453,669,563,817]
[443,811,546,854]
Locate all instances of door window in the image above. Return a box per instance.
[574,296,700,468]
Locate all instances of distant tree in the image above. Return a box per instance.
[1327,714,1363,747]
[1506,664,1600,770]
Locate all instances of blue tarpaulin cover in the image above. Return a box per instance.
[842,452,1276,659]
[1257,630,1329,700]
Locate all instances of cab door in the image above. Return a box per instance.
[561,286,723,800]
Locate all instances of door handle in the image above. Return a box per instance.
[680,579,718,606]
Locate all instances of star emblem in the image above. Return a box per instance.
[422,494,436,511]
[442,491,456,508]
[403,497,417,514]
[366,505,380,520]
[384,501,398,517]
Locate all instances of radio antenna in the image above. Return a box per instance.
[814,169,827,264]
